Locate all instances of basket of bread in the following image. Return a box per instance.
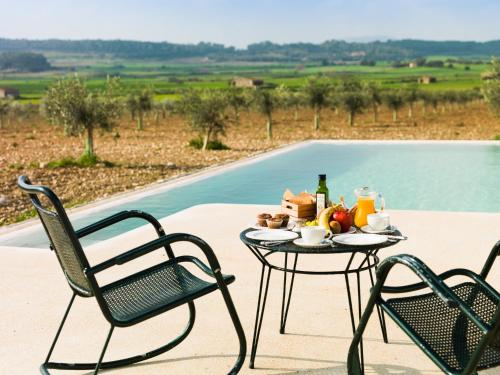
[281,189,316,219]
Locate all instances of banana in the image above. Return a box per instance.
[318,206,335,232]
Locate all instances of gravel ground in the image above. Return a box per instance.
[1,103,499,226]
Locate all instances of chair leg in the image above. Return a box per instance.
[216,276,247,375]
[41,293,76,373]
[347,291,379,375]
[93,325,114,375]
[41,302,196,373]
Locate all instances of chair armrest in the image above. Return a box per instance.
[382,268,499,301]
[175,255,217,277]
[85,233,223,277]
[376,254,492,333]
[480,240,500,279]
[75,210,165,238]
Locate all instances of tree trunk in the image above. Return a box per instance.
[422,105,427,115]
[408,104,413,118]
[0,115,3,129]
[84,126,94,157]
[137,112,144,130]
[294,108,298,121]
[154,111,160,124]
[335,107,339,115]
[234,107,240,122]
[266,115,273,140]
[348,112,355,126]
[392,110,398,122]
[314,110,320,131]
[372,105,378,122]
[202,128,212,151]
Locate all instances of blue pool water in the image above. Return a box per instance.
[1,142,499,248]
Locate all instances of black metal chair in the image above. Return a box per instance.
[348,241,500,374]
[18,175,246,375]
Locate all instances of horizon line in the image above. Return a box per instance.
[1,36,500,50]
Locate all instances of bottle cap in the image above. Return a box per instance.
[318,174,326,181]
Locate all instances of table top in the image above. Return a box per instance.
[240,227,402,254]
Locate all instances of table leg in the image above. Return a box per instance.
[367,253,389,343]
[249,264,272,369]
[344,253,368,374]
[280,253,298,334]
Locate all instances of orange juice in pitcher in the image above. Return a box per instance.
[353,187,385,228]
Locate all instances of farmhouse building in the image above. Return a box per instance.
[409,61,417,68]
[418,76,437,84]
[0,87,20,99]
[230,77,264,88]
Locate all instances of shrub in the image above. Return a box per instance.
[14,209,37,223]
[188,138,230,150]
[45,154,114,168]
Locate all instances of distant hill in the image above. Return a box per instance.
[0,51,52,72]
[0,38,499,62]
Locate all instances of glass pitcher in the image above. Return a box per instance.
[353,187,385,228]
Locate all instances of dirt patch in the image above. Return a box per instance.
[1,103,499,226]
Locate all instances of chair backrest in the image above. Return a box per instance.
[480,242,500,351]
[490,306,500,351]
[18,176,94,297]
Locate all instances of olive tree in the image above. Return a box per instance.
[338,77,366,126]
[42,75,121,159]
[0,98,11,129]
[303,77,330,130]
[276,84,303,121]
[152,100,175,124]
[404,85,420,119]
[383,90,405,122]
[363,81,382,122]
[126,89,153,130]
[252,88,279,140]
[178,89,228,151]
[420,91,440,114]
[483,59,500,116]
[225,87,248,123]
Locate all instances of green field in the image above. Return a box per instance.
[0,59,488,103]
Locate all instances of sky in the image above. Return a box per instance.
[0,0,499,48]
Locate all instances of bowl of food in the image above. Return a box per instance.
[257,213,272,227]
[266,218,283,229]
[273,213,290,227]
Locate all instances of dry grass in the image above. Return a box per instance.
[1,102,499,226]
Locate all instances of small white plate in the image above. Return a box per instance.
[332,234,388,246]
[245,230,299,242]
[293,238,331,248]
[250,222,295,230]
[360,225,397,234]
[332,226,357,236]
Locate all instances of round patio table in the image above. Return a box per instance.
[240,227,403,370]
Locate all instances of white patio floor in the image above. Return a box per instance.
[1,204,499,374]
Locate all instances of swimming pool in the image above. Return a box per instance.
[1,141,499,248]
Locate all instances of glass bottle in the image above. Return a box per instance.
[316,174,329,214]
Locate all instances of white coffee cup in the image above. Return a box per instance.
[301,226,326,244]
[367,212,390,231]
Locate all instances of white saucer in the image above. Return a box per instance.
[360,225,397,234]
[332,226,357,236]
[293,238,331,248]
[246,230,299,241]
[332,234,388,246]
